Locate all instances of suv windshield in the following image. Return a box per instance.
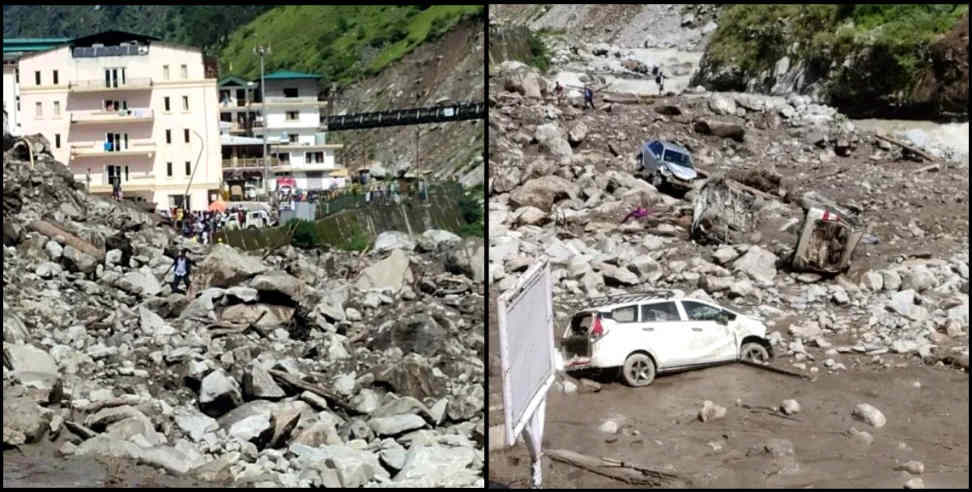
[663,150,692,168]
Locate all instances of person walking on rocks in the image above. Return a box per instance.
[583,85,596,110]
[167,249,194,294]
[654,67,666,95]
[554,81,565,105]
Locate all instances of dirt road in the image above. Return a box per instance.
[488,358,968,488]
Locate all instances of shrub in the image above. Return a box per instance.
[347,226,370,251]
[289,219,320,249]
[527,30,551,73]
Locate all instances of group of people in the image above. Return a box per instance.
[551,65,667,111]
[169,208,246,245]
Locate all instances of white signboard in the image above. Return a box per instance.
[498,257,555,487]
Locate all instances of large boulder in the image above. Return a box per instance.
[368,414,426,436]
[373,231,416,253]
[249,271,305,301]
[220,303,295,329]
[732,246,778,285]
[290,443,390,488]
[509,176,578,212]
[116,270,162,297]
[3,311,29,344]
[356,249,412,293]
[394,445,481,487]
[198,244,268,288]
[370,314,447,356]
[61,245,98,273]
[139,305,176,336]
[535,123,573,161]
[5,343,58,374]
[417,229,462,252]
[242,365,286,400]
[709,94,738,115]
[3,397,52,445]
[445,237,485,283]
[199,369,243,418]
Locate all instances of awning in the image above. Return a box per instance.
[328,168,349,177]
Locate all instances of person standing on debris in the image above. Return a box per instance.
[167,249,193,294]
[583,85,596,110]
[654,66,666,94]
[554,81,565,105]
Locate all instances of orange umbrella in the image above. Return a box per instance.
[208,200,227,212]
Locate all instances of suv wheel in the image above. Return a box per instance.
[740,342,770,363]
[622,353,656,387]
[650,173,662,188]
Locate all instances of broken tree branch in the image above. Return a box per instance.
[267,369,356,414]
[739,360,813,380]
[29,220,104,259]
[545,448,687,487]
[874,134,936,162]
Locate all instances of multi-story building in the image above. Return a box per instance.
[16,30,222,211]
[250,70,345,191]
[4,37,71,135]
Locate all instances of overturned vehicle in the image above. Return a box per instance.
[691,175,864,274]
[636,139,699,192]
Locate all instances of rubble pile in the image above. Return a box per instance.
[488,61,970,381]
[3,137,485,487]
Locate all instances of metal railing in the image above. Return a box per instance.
[70,139,155,154]
[72,45,148,58]
[321,102,485,131]
[69,77,153,91]
[70,108,154,123]
[316,181,464,217]
[221,157,283,169]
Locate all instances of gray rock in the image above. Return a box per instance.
[174,411,219,442]
[369,414,426,436]
[417,229,462,252]
[847,426,873,446]
[732,246,778,285]
[3,397,52,444]
[373,231,416,253]
[243,365,286,400]
[380,441,407,471]
[5,343,58,374]
[789,321,822,339]
[852,403,886,428]
[535,123,573,162]
[509,175,578,212]
[198,244,268,287]
[598,420,619,434]
[290,443,389,487]
[139,305,175,336]
[831,286,850,304]
[61,245,98,273]
[882,270,902,291]
[350,389,381,414]
[105,248,123,266]
[249,271,304,300]
[428,398,448,426]
[394,445,481,486]
[904,478,925,489]
[514,206,547,226]
[356,249,412,292]
[3,312,30,344]
[889,289,916,317]
[35,261,62,278]
[862,271,884,291]
[117,270,162,297]
[84,406,148,431]
[902,264,936,292]
[226,286,259,303]
[699,400,727,422]
[447,384,484,421]
[199,369,243,417]
[780,399,800,415]
[229,414,273,444]
[896,460,924,475]
[568,122,588,145]
[332,373,357,398]
[45,240,63,260]
[599,263,639,286]
[709,95,737,116]
[751,438,794,457]
[713,247,741,265]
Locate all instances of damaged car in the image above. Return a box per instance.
[561,292,773,387]
[637,139,698,192]
[791,206,863,274]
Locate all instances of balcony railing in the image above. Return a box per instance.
[248,96,327,108]
[71,108,154,124]
[72,45,148,58]
[70,139,156,158]
[69,77,153,92]
[221,157,283,169]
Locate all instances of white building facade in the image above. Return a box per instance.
[16,30,222,212]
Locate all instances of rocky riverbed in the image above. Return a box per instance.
[3,134,486,487]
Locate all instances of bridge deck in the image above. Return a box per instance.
[322,101,484,131]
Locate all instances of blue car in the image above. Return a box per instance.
[637,140,698,191]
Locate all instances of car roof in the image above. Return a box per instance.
[574,295,741,316]
[644,139,690,155]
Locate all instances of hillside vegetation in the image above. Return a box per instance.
[694,4,968,118]
[219,5,484,86]
[2,5,272,55]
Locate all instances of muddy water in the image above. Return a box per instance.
[851,119,970,163]
[553,47,704,96]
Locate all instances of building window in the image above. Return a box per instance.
[286,111,299,121]
[289,134,298,143]
[34,71,40,85]
[166,129,172,144]
[125,166,129,182]
[53,101,61,117]
[167,162,173,177]
[53,70,59,85]
[164,97,171,112]
[16,96,20,112]
[163,65,169,80]
[185,161,191,176]
[312,151,324,163]
[35,102,42,118]
[283,88,298,98]
[55,134,61,149]
[181,65,188,79]
[182,95,189,111]
[184,129,190,143]
[15,68,18,84]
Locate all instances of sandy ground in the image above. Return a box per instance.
[488,338,969,488]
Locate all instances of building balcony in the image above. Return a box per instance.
[247,97,327,109]
[71,108,154,125]
[222,157,283,169]
[70,139,156,158]
[271,142,343,151]
[68,77,153,93]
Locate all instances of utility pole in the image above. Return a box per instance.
[183,128,205,211]
[254,44,271,199]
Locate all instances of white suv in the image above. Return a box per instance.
[561,292,773,386]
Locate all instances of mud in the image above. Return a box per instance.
[488,357,969,488]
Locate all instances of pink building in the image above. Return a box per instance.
[17,30,222,212]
